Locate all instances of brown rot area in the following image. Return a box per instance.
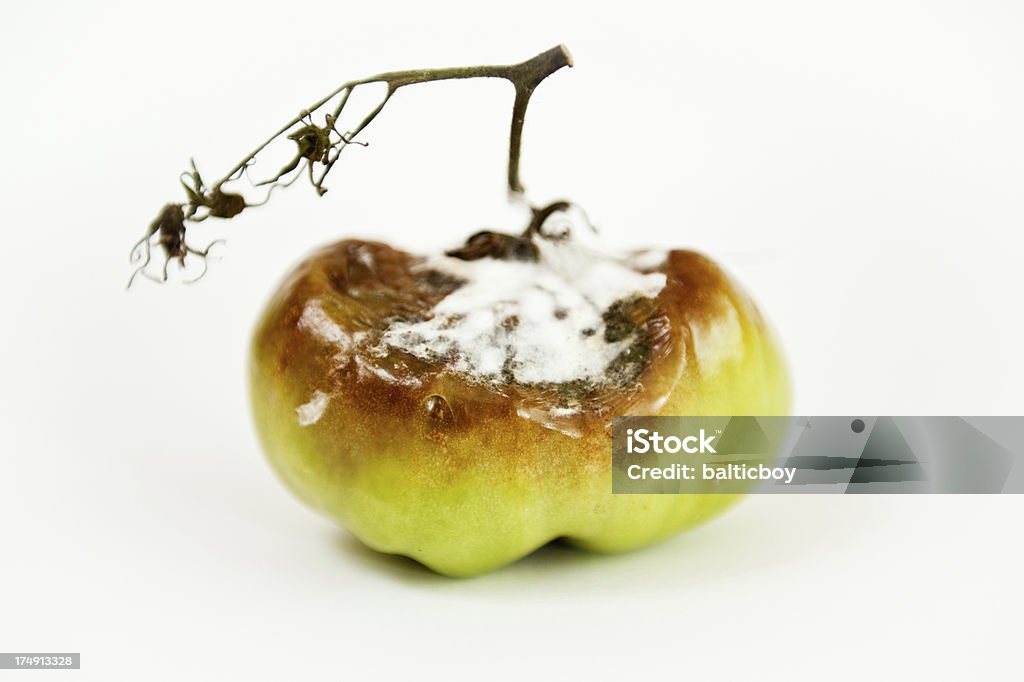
[660,250,736,318]
[253,239,747,439]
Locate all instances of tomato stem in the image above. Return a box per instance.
[231,44,571,195]
[130,45,573,287]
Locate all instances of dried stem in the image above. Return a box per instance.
[129,45,572,287]
[234,44,572,194]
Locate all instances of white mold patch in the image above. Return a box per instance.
[296,390,330,426]
[628,249,668,271]
[378,237,667,387]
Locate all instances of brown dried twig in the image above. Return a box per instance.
[128,45,573,287]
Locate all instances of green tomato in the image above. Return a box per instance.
[249,238,789,576]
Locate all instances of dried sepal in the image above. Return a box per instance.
[446,231,539,262]
[127,202,224,288]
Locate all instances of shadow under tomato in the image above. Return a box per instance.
[330,495,888,592]
[331,530,723,586]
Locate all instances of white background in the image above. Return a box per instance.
[2,1,1023,679]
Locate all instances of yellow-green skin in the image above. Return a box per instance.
[250,240,789,577]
